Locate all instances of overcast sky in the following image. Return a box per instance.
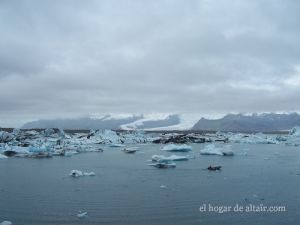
[1,0,300,126]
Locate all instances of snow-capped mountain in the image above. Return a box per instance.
[20,113,300,132]
[21,114,200,130]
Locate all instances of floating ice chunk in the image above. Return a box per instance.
[122,147,139,153]
[149,162,176,168]
[285,127,300,146]
[152,154,189,162]
[65,151,79,157]
[228,133,278,144]
[200,144,223,156]
[83,172,96,176]
[221,146,234,156]
[200,144,234,156]
[160,185,167,189]
[0,154,8,159]
[161,144,192,152]
[289,126,300,136]
[69,170,95,177]
[109,143,126,147]
[0,221,12,225]
[77,211,88,218]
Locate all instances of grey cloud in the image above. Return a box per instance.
[0,0,300,126]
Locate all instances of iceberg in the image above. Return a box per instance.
[286,127,300,146]
[200,144,223,156]
[69,170,96,177]
[0,221,12,225]
[152,154,189,162]
[122,147,138,153]
[77,211,88,219]
[161,144,192,152]
[200,144,234,156]
[228,133,278,144]
[149,162,176,168]
[109,143,126,147]
[289,126,300,136]
[0,154,8,159]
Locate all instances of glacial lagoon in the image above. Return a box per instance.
[1,142,300,225]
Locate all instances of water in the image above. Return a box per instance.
[1,143,300,224]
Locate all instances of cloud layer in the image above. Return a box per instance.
[1,0,300,126]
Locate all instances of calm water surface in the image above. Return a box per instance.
[0,143,300,225]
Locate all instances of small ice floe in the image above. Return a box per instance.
[122,147,138,154]
[77,211,88,219]
[161,144,192,152]
[200,144,223,156]
[0,154,8,159]
[109,143,126,147]
[0,221,12,225]
[64,150,79,157]
[152,154,189,162]
[149,162,176,168]
[207,165,222,171]
[200,144,234,156]
[69,170,96,177]
[160,185,167,189]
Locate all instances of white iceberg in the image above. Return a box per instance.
[0,221,12,225]
[228,133,278,144]
[200,144,234,156]
[200,144,223,155]
[77,211,88,218]
[161,144,192,152]
[149,162,176,168]
[109,143,126,147]
[69,170,96,177]
[0,154,8,159]
[289,126,300,136]
[152,154,189,162]
[286,127,300,146]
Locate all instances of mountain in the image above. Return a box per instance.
[192,113,300,132]
[21,114,183,130]
[22,115,143,130]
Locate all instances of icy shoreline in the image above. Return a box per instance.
[1,127,300,159]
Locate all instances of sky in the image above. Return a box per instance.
[1,0,300,127]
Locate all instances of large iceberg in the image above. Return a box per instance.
[161,144,192,152]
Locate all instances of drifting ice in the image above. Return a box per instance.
[77,211,88,218]
[0,154,8,159]
[161,144,192,152]
[200,144,234,156]
[152,154,189,162]
[69,170,96,177]
[0,221,12,225]
[200,144,223,155]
